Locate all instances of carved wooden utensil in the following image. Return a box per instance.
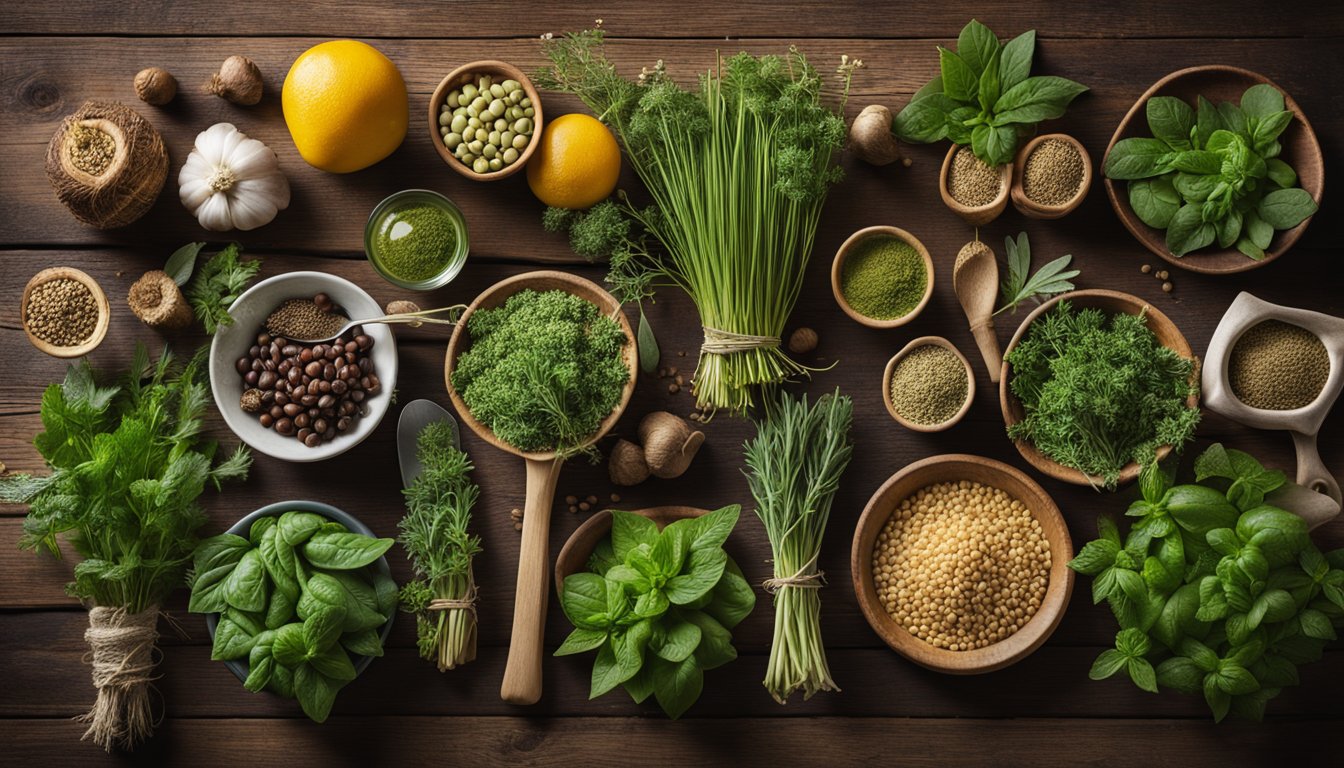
[952,241,1003,383]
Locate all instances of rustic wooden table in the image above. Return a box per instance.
[3,2,1342,765]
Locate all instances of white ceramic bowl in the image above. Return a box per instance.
[208,271,398,462]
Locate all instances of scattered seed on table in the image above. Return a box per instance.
[1141,264,1152,274]
[1162,282,1173,293]
[565,495,577,505]
[610,493,621,503]
[579,502,590,512]
[669,384,680,394]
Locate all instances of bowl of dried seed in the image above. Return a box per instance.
[1010,133,1092,220]
[939,145,1012,226]
[882,336,974,432]
[831,226,934,329]
[850,454,1073,674]
[21,266,110,358]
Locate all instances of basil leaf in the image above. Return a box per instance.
[938,47,978,102]
[1194,96,1224,148]
[294,663,339,724]
[1069,539,1121,575]
[892,94,957,143]
[1104,138,1173,180]
[606,563,652,595]
[1146,96,1195,150]
[666,548,728,605]
[649,616,702,663]
[341,627,385,658]
[1165,203,1216,257]
[1157,656,1204,693]
[224,549,269,613]
[703,561,755,629]
[945,106,977,144]
[651,654,703,720]
[611,510,659,561]
[1257,188,1317,230]
[1128,657,1159,693]
[1240,83,1285,119]
[1173,172,1218,203]
[686,611,736,670]
[1218,101,1248,136]
[685,504,739,553]
[1299,608,1336,641]
[1204,677,1232,723]
[1168,150,1222,176]
[164,242,205,287]
[1153,582,1205,651]
[912,75,944,103]
[1088,649,1127,680]
[302,532,394,570]
[278,511,324,546]
[997,29,1034,92]
[982,123,1017,167]
[622,665,654,704]
[1215,208,1244,249]
[1128,177,1181,228]
[308,643,357,682]
[977,48,1001,113]
[637,306,659,375]
[555,628,608,656]
[956,19,1000,76]
[1252,110,1293,150]
[590,640,637,698]
[992,75,1087,124]
[649,525,687,579]
[561,572,610,631]
[272,622,310,666]
[1264,158,1297,189]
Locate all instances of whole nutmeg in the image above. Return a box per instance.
[240,388,263,413]
[386,299,423,327]
[134,67,177,106]
[788,327,818,355]
[608,439,650,486]
[206,55,264,106]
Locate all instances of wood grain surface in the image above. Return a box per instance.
[2,2,1343,766]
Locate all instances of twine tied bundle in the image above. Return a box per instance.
[762,569,827,594]
[78,605,161,752]
[700,326,781,356]
[45,101,169,229]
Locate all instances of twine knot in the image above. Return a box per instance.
[700,326,780,355]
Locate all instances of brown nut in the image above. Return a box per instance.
[637,411,705,480]
[608,439,651,486]
[788,327,819,355]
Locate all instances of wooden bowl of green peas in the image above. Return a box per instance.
[430,60,542,181]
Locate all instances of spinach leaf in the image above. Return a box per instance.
[213,610,262,661]
[294,663,339,724]
[224,549,268,613]
[278,511,324,546]
[249,515,276,545]
[264,587,295,630]
[1103,138,1173,180]
[302,532,394,570]
[303,600,347,654]
[259,525,300,602]
[308,644,357,682]
[272,622,310,666]
[1128,177,1181,228]
[188,534,249,613]
[341,627,386,658]
[1257,188,1318,229]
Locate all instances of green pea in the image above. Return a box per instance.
[488,130,501,145]
[489,158,503,171]
[478,75,492,90]
[508,90,523,105]
[523,107,535,118]
[439,112,451,126]
[468,139,484,154]
[467,117,482,130]
[503,79,520,93]
[475,128,488,142]
[439,126,450,136]
[503,147,519,164]
[513,117,532,134]
[489,83,505,99]
[461,84,477,99]
[500,130,515,147]
[454,143,469,158]
[512,133,530,150]
[450,114,468,133]
[494,118,508,131]
[473,157,490,174]
[445,132,463,149]
[482,143,498,159]
[520,97,532,108]
[440,103,450,113]
[466,105,480,119]
[488,99,505,118]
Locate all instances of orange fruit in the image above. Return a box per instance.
[282,40,408,173]
[526,114,621,209]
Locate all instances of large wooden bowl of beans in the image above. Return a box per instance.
[850,454,1073,674]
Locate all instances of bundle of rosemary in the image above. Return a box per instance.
[743,390,854,703]
[538,29,857,413]
[397,420,482,671]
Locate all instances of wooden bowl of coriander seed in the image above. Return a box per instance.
[1010,133,1092,219]
[21,266,110,358]
[882,336,975,432]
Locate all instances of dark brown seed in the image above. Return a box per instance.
[304,361,321,378]
[313,418,328,433]
[318,394,335,410]
[340,401,357,416]
[300,348,314,363]
[314,292,332,311]
[251,359,264,372]
[261,390,276,404]
[358,358,373,375]
[297,427,313,442]
[300,394,318,407]
[283,403,302,417]
[345,351,357,364]
[237,356,252,374]
[292,383,307,397]
[350,390,365,403]
[579,502,591,511]
[259,413,274,428]
[257,333,272,347]
[323,426,336,440]
[258,371,277,390]
[294,413,310,428]
[304,432,322,448]
[269,405,284,419]
[355,335,372,350]
[275,418,295,435]
[331,379,348,395]
[337,417,352,431]
[323,363,336,380]
[244,370,259,386]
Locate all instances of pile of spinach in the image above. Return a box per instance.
[893,19,1087,167]
[556,506,756,719]
[1103,84,1318,259]
[188,510,397,723]
[1070,444,1344,721]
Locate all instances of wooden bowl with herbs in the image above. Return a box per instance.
[21,266,110,358]
[999,289,1200,489]
[850,454,1073,674]
[555,506,707,591]
[429,60,543,181]
[831,225,934,329]
[1102,65,1324,274]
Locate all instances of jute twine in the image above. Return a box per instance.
[78,605,161,752]
[426,587,479,671]
[45,101,169,229]
[700,326,780,355]
[762,570,827,594]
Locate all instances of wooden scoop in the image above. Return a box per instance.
[444,270,638,704]
[953,241,1003,383]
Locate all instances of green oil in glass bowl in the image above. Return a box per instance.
[364,189,469,290]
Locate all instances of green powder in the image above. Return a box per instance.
[840,236,927,320]
[374,204,459,282]
[888,345,968,425]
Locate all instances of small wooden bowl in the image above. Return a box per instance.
[429,60,543,182]
[831,226,935,329]
[1102,65,1323,274]
[21,267,110,358]
[1000,289,1199,488]
[882,336,975,432]
[940,145,1012,226]
[1010,133,1092,220]
[850,454,1074,674]
[554,507,707,593]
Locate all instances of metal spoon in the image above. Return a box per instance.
[396,399,460,489]
[283,304,465,344]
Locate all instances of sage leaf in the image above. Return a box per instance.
[637,306,659,375]
[164,242,205,287]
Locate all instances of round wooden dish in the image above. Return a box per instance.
[999,289,1198,488]
[429,60,544,182]
[850,454,1074,674]
[444,270,636,705]
[881,336,975,432]
[1010,133,1092,220]
[830,225,934,329]
[939,145,1012,226]
[554,506,708,593]
[21,266,110,358]
[1102,65,1324,274]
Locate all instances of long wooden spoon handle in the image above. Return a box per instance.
[500,457,564,705]
[969,320,1003,384]
[1291,430,1341,505]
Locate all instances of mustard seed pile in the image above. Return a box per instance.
[873,481,1051,651]
[25,278,98,347]
[948,146,1002,207]
[888,345,968,425]
[266,294,349,340]
[1230,320,1330,410]
[68,125,116,176]
[1022,138,1085,206]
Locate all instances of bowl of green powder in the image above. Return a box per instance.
[831,226,934,328]
[364,189,469,290]
[882,336,975,431]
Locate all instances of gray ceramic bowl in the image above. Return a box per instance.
[208,271,399,463]
[204,499,396,683]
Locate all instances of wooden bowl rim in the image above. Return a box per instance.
[849,453,1074,674]
[443,270,637,461]
[939,144,1012,225]
[881,335,976,432]
[554,506,709,594]
[1101,64,1324,274]
[998,288,1199,487]
[830,225,935,329]
[21,266,110,358]
[1010,133,1093,218]
[428,59,544,182]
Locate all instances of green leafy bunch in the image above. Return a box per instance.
[1,345,251,613]
[995,232,1079,315]
[556,506,756,719]
[397,420,482,671]
[181,243,263,334]
[1103,84,1318,259]
[451,289,629,458]
[188,510,397,723]
[893,19,1087,166]
[1005,301,1200,488]
[1070,444,1344,722]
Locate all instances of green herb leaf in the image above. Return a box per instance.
[995,232,1079,315]
[650,617,702,663]
[243,635,276,693]
[665,548,727,605]
[307,643,357,682]
[1088,649,1127,680]
[938,47,979,102]
[1128,177,1181,228]
[561,572,610,631]
[1104,138,1174,180]
[1257,188,1318,229]
[1240,83,1285,119]
[213,612,261,661]
[637,306,660,375]
[341,627,385,658]
[611,510,659,561]
[1157,656,1204,693]
[556,628,608,656]
[184,244,262,334]
[165,242,206,286]
[294,663,339,724]
[1264,158,1297,190]
[976,47,1002,112]
[704,564,756,629]
[956,19,1000,76]
[1165,203,1216,256]
[992,75,1087,124]
[1146,96,1196,150]
[278,512,324,547]
[997,30,1034,91]
[651,654,704,719]
[224,549,269,613]
[685,504,740,553]
[685,611,736,670]
[1128,657,1159,693]
[302,532,394,571]
[272,622,310,666]
[892,94,958,143]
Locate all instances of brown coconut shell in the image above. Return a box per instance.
[45,101,169,229]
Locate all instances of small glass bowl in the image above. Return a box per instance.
[364,189,470,290]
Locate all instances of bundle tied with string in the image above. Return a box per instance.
[424,583,480,670]
[45,101,169,229]
[79,605,162,752]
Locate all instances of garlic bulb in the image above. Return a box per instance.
[179,123,290,231]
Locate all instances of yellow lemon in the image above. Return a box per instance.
[526,114,621,209]
[282,40,408,173]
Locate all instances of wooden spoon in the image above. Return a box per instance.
[952,242,1003,383]
[444,270,637,705]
